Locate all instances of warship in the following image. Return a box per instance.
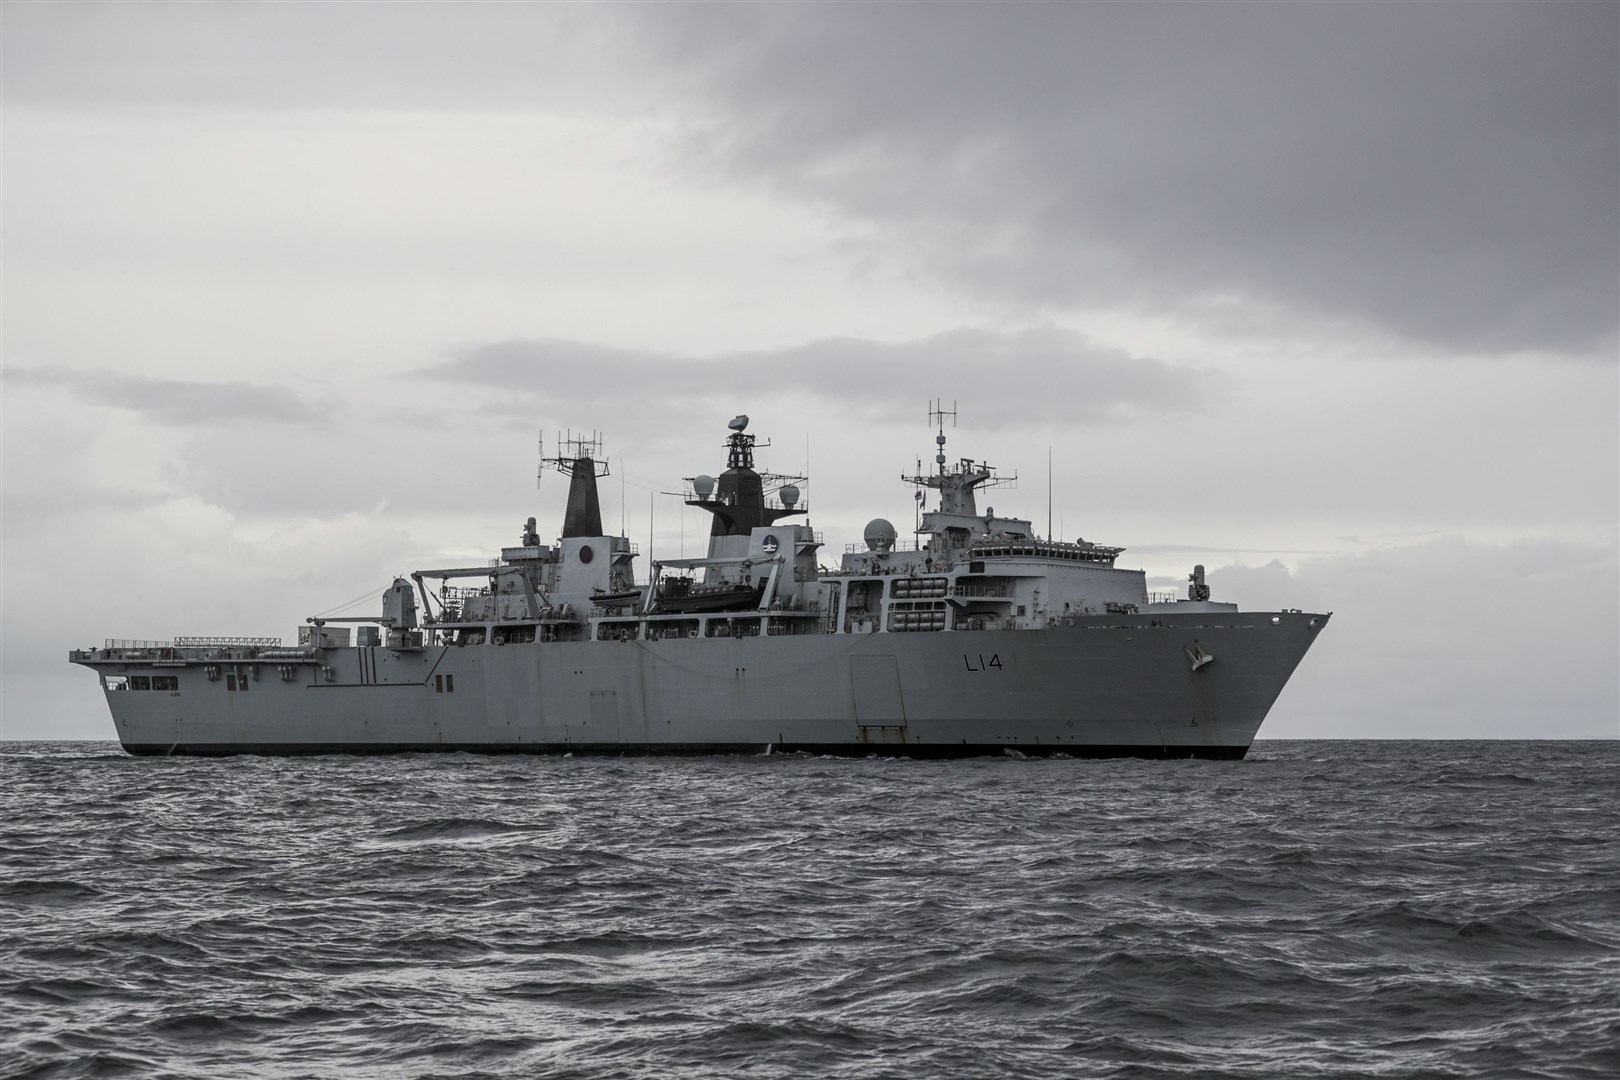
[71,406,1329,757]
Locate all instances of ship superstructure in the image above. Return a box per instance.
[71,409,1329,757]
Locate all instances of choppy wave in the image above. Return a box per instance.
[2,739,1618,1079]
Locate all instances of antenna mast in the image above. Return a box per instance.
[537,429,611,538]
[928,398,957,475]
[537,430,611,481]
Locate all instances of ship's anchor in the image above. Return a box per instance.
[1185,640,1215,671]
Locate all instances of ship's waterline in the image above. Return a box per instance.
[72,409,1328,757]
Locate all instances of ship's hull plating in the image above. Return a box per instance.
[90,612,1327,758]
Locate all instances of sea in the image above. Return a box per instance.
[2,740,1616,1080]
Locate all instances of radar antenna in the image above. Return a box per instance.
[903,400,1016,524]
[538,430,611,483]
[928,398,957,475]
[537,429,610,539]
[684,413,805,538]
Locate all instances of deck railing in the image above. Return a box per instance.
[172,636,283,648]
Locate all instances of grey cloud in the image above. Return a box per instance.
[6,367,332,426]
[159,424,513,521]
[628,2,1619,357]
[12,4,1609,357]
[416,327,1220,425]
[0,485,180,529]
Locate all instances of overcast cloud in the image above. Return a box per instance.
[419,327,1221,425]
[630,2,1619,356]
[6,366,332,426]
[2,2,1614,741]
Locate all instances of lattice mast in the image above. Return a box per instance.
[903,399,1015,518]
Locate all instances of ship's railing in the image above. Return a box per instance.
[969,540,1123,564]
[95,637,284,657]
[172,636,283,648]
[950,584,1010,598]
[843,540,923,554]
[437,585,490,623]
[1148,591,1179,605]
[103,637,283,649]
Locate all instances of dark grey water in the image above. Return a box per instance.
[2,740,1616,1079]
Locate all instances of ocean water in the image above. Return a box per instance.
[2,740,1616,1080]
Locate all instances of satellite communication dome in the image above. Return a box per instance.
[728,415,750,432]
[692,474,715,499]
[864,518,898,552]
[779,483,800,508]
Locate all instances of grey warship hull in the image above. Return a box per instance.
[83,613,1324,758]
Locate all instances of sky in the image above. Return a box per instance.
[2,1,1616,741]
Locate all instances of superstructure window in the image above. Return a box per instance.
[152,676,179,691]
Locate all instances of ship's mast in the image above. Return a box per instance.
[538,429,610,539]
[932,398,955,475]
[903,399,1011,516]
[686,414,807,538]
[903,400,1018,555]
